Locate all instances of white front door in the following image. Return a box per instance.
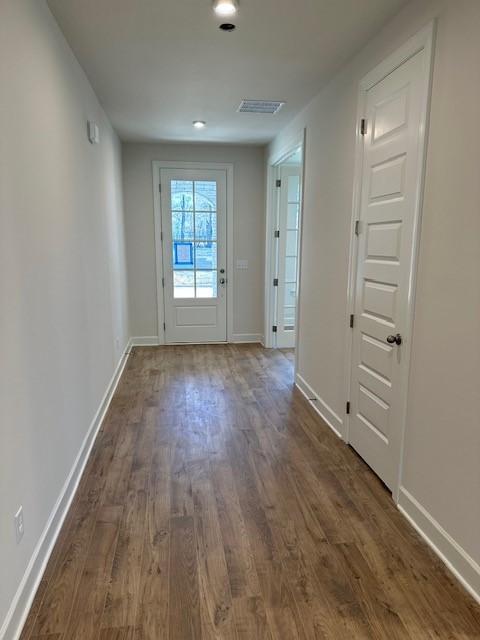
[275,166,301,348]
[349,47,430,489]
[160,168,227,343]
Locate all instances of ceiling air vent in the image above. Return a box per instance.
[238,100,285,114]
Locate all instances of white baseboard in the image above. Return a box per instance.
[1,344,132,640]
[130,335,264,347]
[231,333,264,344]
[130,336,159,346]
[398,487,480,604]
[295,373,344,439]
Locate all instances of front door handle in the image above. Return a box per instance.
[387,333,402,346]
[219,278,226,285]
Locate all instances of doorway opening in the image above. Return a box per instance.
[265,137,304,360]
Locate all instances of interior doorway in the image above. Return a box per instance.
[346,24,434,496]
[265,139,304,353]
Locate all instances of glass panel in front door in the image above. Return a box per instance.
[170,179,218,299]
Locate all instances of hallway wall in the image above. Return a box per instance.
[122,142,265,341]
[269,0,480,598]
[0,1,129,635]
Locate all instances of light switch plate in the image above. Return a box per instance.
[87,120,100,144]
[14,506,24,544]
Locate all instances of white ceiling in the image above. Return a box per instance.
[47,0,408,144]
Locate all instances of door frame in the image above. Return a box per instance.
[264,130,306,367]
[344,22,436,502]
[152,161,234,345]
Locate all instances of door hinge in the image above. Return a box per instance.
[276,179,282,188]
[274,230,280,238]
[159,183,162,193]
[355,220,361,236]
[346,401,351,415]
[350,314,354,328]
[360,118,367,135]
[160,231,164,241]
[272,325,278,333]
[162,277,165,288]
[163,322,166,331]
[273,278,279,287]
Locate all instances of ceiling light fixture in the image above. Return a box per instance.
[213,0,238,17]
[193,120,206,129]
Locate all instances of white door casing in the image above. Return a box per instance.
[264,131,305,352]
[160,168,227,343]
[276,165,301,348]
[348,25,434,491]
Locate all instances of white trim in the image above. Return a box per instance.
[264,130,306,360]
[360,22,436,92]
[152,161,234,345]
[295,373,343,439]
[130,334,263,346]
[395,22,436,503]
[398,487,480,605]
[1,343,132,640]
[264,166,279,349]
[344,21,436,500]
[294,133,307,378]
[231,333,263,344]
[130,336,160,347]
[159,341,228,346]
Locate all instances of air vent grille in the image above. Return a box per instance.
[238,100,285,114]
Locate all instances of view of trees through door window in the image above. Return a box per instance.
[170,180,218,298]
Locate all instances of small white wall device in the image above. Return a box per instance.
[87,120,100,144]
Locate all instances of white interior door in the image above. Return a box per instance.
[160,168,227,343]
[349,48,429,489]
[276,166,301,348]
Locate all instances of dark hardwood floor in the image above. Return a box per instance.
[21,345,480,639]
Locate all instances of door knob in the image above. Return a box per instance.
[220,268,225,274]
[387,334,402,346]
[219,278,226,285]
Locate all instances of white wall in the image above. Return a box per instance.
[269,0,480,598]
[122,143,265,341]
[0,1,129,635]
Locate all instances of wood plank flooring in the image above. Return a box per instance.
[21,345,480,639]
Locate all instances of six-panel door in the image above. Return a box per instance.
[349,51,426,489]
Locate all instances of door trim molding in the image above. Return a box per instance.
[344,21,436,501]
[152,161,234,344]
[264,129,306,373]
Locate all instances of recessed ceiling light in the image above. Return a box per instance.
[213,0,238,17]
[193,120,206,129]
